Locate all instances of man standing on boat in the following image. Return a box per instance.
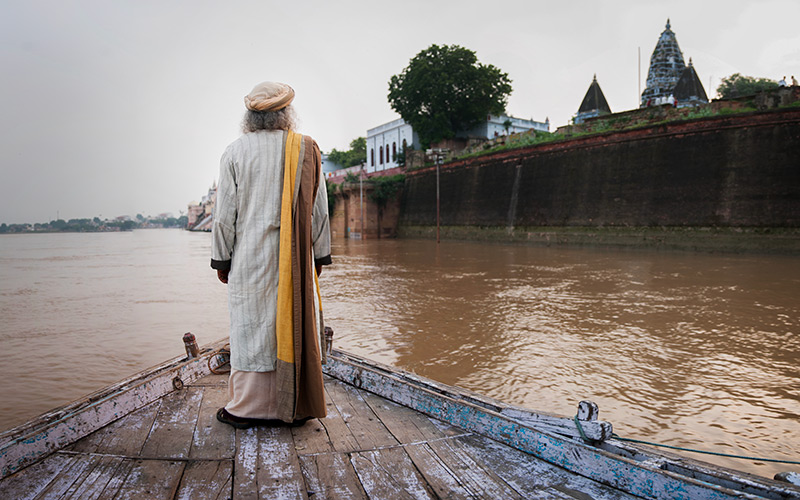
[211,81,332,428]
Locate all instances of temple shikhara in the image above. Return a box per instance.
[640,19,708,108]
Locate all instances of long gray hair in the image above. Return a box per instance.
[241,105,297,133]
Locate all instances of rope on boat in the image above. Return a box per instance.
[610,434,800,465]
[208,344,231,374]
[573,416,800,465]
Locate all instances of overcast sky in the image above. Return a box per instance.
[1,0,798,224]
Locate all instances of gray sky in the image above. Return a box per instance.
[1,0,798,224]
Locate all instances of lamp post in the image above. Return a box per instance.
[426,148,449,244]
[359,166,364,239]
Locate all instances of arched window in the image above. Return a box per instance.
[370,148,374,166]
[385,145,390,164]
[392,142,397,161]
[379,147,383,164]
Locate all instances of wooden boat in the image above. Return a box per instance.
[1,337,798,499]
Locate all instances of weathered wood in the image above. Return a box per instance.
[327,349,613,442]
[140,386,204,459]
[189,386,235,460]
[323,350,795,500]
[69,400,160,456]
[105,459,184,500]
[235,425,308,499]
[0,338,229,479]
[350,448,435,500]
[426,437,524,499]
[62,455,126,499]
[398,443,478,499]
[323,376,399,451]
[298,453,367,499]
[28,453,95,499]
[175,460,233,500]
[292,415,334,455]
[95,459,136,500]
[256,426,308,499]
[2,342,798,500]
[317,384,362,453]
[600,439,800,500]
[459,433,638,500]
[0,451,75,500]
[361,389,464,443]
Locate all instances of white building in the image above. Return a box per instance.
[366,114,548,171]
[366,118,420,172]
[462,113,549,138]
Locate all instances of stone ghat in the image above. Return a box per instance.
[400,108,800,240]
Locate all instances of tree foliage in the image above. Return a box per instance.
[327,137,366,168]
[368,174,405,208]
[717,73,779,99]
[388,44,512,148]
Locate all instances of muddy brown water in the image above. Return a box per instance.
[1,231,798,478]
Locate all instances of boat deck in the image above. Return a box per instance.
[0,372,636,500]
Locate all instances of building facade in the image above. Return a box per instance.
[366,118,419,172]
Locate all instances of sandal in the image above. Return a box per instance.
[216,408,258,429]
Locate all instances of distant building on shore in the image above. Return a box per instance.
[366,118,419,172]
[366,113,548,171]
[187,183,216,231]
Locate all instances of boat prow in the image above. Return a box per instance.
[0,338,797,499]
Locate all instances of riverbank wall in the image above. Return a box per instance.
[397,107,800,253]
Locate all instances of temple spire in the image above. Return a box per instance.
[640,18,686,107]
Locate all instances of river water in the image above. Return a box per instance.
[0,230,798,479]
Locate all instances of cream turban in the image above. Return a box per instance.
[244,81,295,112]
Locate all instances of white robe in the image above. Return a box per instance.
[211,130,331,371]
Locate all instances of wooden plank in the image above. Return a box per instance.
[360,388,489,499]
[106,459,184,500]
[0,338,229,479]
[426,437,523,499]
[69,400,160,456]
[317,384,361,453]
[292,415,335,455]
[61,455,125,499]
[30,453,96,499]
[174,460,233,500]
[298,453,368,499]
[350,447,435,500]
[234,425,308,499]
[398,443,478,499]
[140,387,204,459]
[95,459,136,500]
[459,433,638,500]
[323,352,792,500]
[0,451,75,500]
[189,386,234,460]
[323,377,399,451]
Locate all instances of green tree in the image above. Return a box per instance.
[717,73,779,99]
[328,137,367,168]
[388,44,512,148]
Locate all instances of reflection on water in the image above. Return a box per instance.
[322,238,800,478]
[0,232,797,479]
